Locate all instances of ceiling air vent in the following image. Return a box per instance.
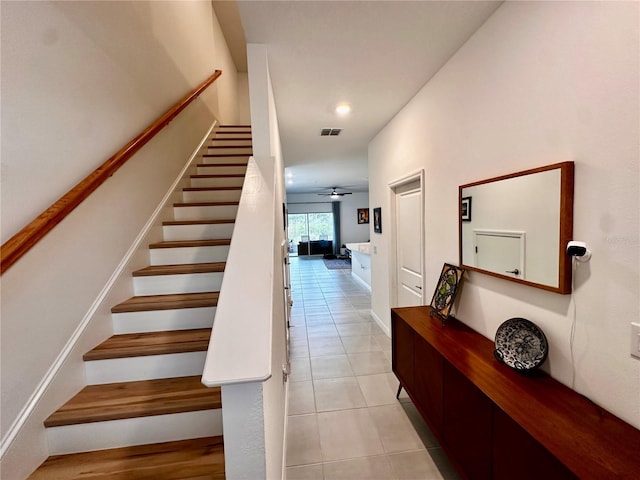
[320,128,342,136]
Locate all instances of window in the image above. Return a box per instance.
[288,213,334,244]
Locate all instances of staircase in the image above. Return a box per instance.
[28,125,252,479]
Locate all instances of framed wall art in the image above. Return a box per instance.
[430,263,465,322]
[461,196,472,222]
[357,208,370,224]
[373,207,382,233]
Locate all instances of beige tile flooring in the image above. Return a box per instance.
[286,257,459,480]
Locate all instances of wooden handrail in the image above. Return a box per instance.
[1,70,222,275]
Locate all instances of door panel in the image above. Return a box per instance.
[474,230,525,279]
[396,188,423,306]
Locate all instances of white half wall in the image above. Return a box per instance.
[368,1,639,428]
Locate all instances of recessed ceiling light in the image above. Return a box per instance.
[287,172,293,178]
[287,179,293,185]
[335,103,352,115]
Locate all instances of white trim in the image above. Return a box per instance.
[388,168,425,189]
[370,310,391,337]
[281,380,290,480]
[0,121,218,461]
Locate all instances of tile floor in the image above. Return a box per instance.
[286,256,459,480]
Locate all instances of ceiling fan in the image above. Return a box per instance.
[318,187,353,200]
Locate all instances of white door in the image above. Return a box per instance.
[474,230,525,279]
[395,184,423,306]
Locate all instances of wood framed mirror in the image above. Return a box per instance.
[459,162,574,294]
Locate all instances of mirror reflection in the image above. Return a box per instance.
[459,162,574,294]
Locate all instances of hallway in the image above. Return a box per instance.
[286,256,459,480]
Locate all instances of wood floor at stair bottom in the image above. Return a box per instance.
[28,435,225,479]
[44,376,221,428]
[111,292,220,313]
[83,328,211,361]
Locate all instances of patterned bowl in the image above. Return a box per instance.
[494,318,548,373]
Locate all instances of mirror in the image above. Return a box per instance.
[459,162,574,294]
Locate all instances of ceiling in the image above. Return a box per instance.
[222,1,502,195]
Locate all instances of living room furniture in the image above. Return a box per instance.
[297,240,333,256]
[391,306,640,479]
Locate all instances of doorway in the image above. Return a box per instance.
[287,212,334,256]
[389,170,425,307]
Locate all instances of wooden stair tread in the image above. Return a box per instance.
[210,137,251,140]
[133,262,226,277]
[201,154,250,158]
[44,376,220,427]
[83,328,212,361]
[196,163,247,168]
[183,186,242,191]
[207,145,252,149]
[163,219,235,226]
[149,239,232,249]
[191,174,245,179]
[218,125,251,128]
[173,201,240,207]
[28,436,224,480]
[111,292,219,313]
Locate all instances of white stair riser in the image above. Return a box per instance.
[150,244,230,265]
[190,176,245,188]
[206,147,252,155]
[197,165,246,175]
[201,156,249,165]
[173,204,239,221]
[85,351,206,384]
[113,306,216,333]
[133,272,224,296]
[47,409,223,455]
[210,139,252,146]
[182,189,242,203]
[163,223,234,241]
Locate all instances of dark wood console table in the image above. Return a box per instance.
[391,306,640,479]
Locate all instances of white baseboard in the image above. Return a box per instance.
[350,271,372,292]
[370,310,390,337]
[0,121,218,462]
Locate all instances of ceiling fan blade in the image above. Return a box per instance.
[318,188,353,196]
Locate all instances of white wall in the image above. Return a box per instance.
[0,1,240,477]
[237,73,252,125]
[368,1,639,428]
[1,0,239,243]
[286,192,370,245]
